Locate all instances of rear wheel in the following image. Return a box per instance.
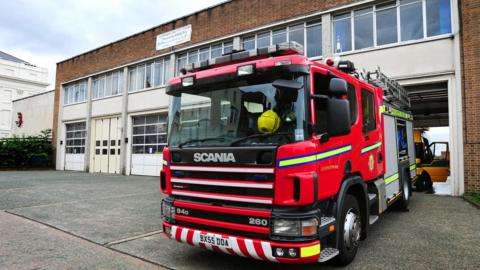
[335,194,361,266]
[396,175,411,210]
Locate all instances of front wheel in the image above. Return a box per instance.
[335,194,361,266]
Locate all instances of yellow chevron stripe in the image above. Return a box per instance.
[385,173,399,184]
[361,142,382,154]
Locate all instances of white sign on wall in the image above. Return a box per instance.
[156,25,192,50]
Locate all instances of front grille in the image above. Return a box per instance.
[169,164,275,238]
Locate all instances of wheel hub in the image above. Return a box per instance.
[404,180,409,200]
[343,209,361,250]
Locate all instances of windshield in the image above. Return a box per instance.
[167,75,306,147]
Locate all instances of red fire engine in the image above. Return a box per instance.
[160,42,416,265]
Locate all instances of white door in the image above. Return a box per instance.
[92,117,121,173]
[64,122,86,171]
[130,114,167,176]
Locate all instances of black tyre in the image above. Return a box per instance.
[396,175,411,210]
[335,194,361,266]
[417,171,432,192]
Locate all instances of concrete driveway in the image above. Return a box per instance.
[0,171,479,270]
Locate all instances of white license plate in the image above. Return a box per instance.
[199,234,231,248]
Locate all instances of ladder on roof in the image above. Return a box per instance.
[366,68,410,110]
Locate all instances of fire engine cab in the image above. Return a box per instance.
[160,42,416,265]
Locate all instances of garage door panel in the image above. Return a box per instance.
[130,114,167,176]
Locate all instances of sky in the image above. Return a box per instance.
[0,0,226,89]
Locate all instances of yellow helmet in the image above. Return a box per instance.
[257,109,280,134]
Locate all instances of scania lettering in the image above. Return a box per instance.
[193,152,236,163]
[160,42,416,265]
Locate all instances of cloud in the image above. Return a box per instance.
[0,0,226,88]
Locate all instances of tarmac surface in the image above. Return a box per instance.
[0,171,479,270]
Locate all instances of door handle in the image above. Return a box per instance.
[365,135,370,141]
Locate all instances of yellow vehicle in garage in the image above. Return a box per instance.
[414,129,450,191]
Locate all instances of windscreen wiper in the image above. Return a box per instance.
[178,137,227,148]
[229,132,292,146]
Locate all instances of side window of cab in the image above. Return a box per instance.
[361,88,376,133]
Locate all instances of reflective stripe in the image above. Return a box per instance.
[229,236,247,257]
[261,241,277,262]
[162,160,168,166]
[381,105,412,120]
[170,165,274,174]
[300,244,320,258]
[245,239,261,260]
[361,142,382,154]
[180,228,188,242]
[171,178,273,189]
[409,164,416,171]
[171,190,273,204]
[385,173,399,185]
[170,226,178,240]
[278,145,352,168]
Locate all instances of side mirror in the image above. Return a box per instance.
[326,98,351,137]
[328,78,348,96]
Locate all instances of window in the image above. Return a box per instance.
[63,81,87,105]
[177,40,233,75]
[397,121,408,157]
[199,47,210,61]
[346,84,357,125]
[354,7,374,50]
[426,0,451,37]
[243,36,255,50]
[400,0,424,41]
[257,32,270,48]
[241,21,323,58]
[272,28,287,44]
[306,21,322,57]
[129,58,170,92]
[65,122,86,154]
[376,2,398,45]
[361,89,376,133]
[92,70,123,99]
[333,13,352,53]
[211,44,223,58]
[288,24,304,47]
[132,114,167,154]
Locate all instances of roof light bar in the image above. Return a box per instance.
[184,41,304,73]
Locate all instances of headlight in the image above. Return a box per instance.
[161,201,175,222]
[272,218,318,237]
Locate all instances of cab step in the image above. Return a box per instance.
[318,247,339,262]
[369,215,379,225]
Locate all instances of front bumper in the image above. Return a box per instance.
[163,222,321,264]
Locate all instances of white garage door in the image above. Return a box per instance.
[130,114,167,176]
[64,122,86,171]
[91,117,121,174]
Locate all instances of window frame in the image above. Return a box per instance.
[63,81,87,106]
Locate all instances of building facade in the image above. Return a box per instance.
[53,0,478,195]
[0,51,49,137]
[11,90,54,137]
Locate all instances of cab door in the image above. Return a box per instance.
[359,86,382,180]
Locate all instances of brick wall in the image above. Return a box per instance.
[52,0,358,160]
[461,0,480,192]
